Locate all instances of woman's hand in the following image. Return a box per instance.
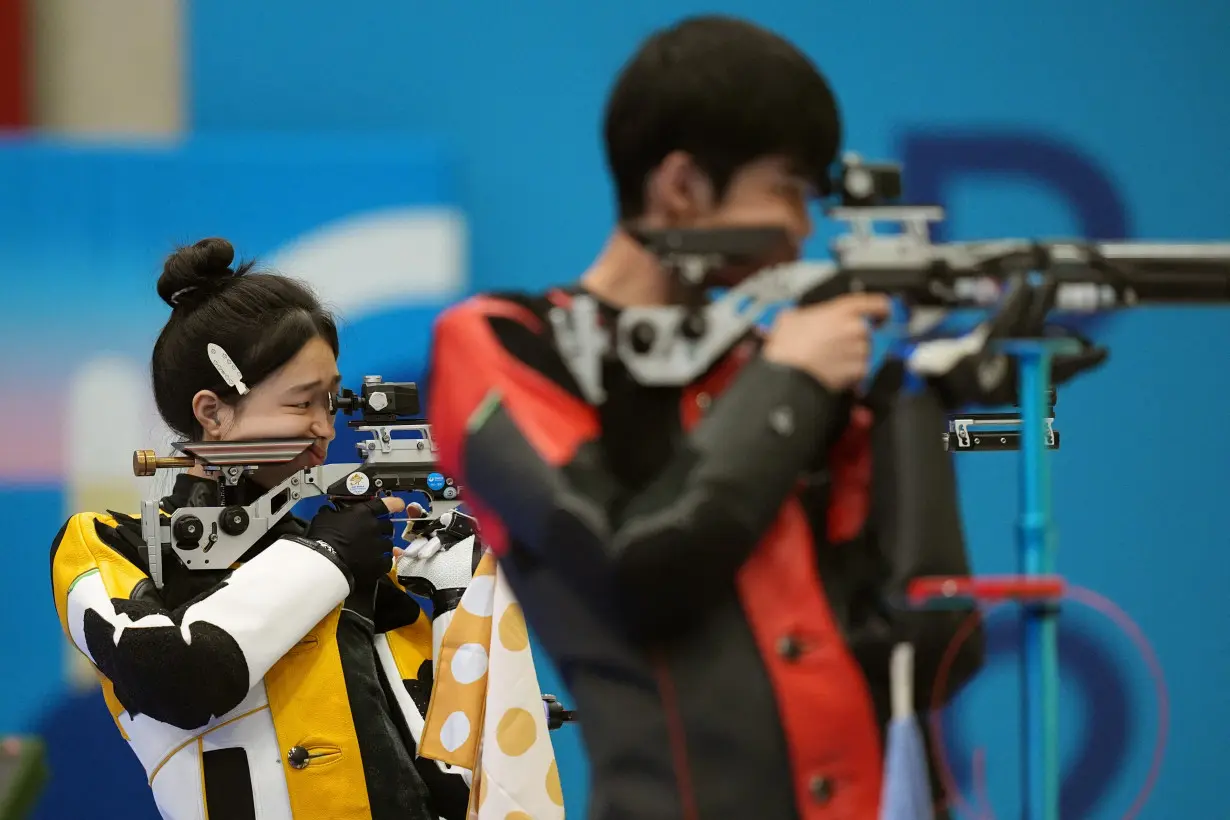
[394,508,482,609]
[306,496,406,589]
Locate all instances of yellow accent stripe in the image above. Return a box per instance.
[99,677,130,741]
[147,705,270,785]
[466,389,503,433]
[197,737,210,820]
[65,568,100,596]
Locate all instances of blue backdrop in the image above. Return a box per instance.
[2,2,1228,818]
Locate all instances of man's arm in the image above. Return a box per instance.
[428,297,842,643]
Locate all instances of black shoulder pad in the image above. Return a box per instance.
[95,513,146,570]
[480,289,585,400]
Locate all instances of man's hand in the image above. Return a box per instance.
[764,292,893,391]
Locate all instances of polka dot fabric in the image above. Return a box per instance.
[421,553,495,767]
[420,550,565,819]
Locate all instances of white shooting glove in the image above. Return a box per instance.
[396,509,484,668]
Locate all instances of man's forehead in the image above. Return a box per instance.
[740,155,793,174]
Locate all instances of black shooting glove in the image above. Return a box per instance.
[903,276,1109,408]
[301,498,398,592]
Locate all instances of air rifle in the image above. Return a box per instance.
[546,154,1230,450]
[132,376,461,589]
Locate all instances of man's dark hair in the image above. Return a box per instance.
[603,15,842,220]
[151,237,339,439]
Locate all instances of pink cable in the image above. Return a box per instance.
[927,584,1171,819]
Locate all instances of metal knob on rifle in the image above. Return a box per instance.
[542,694,576,730]
[219,506,250,537]
[629,321,656,353]
[133,449,195,477]
[680,309,707,340]
[173,515,204,549]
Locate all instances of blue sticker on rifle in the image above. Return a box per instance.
[426,472,446,491]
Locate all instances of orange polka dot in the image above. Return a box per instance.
[498,603,530,651]
[495,707,538,757]
[546,759,564,806]
[505,813,533,820]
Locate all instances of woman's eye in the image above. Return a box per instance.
[292,401,312,410]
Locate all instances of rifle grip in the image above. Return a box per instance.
[797,276,850,306]
[324,468,381,503]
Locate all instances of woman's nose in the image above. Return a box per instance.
[311,413,336,441]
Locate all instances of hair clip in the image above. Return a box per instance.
[169,286,198,306]
[207,343,249,395]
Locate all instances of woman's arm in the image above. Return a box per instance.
[51,511,351,731]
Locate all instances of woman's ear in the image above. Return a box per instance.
[191,390,230,440]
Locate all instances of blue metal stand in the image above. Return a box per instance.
[995,339,1081,820]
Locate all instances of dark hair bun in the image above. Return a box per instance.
[157,237,240,308]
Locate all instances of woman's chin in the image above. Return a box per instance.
[290,444,327,469]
